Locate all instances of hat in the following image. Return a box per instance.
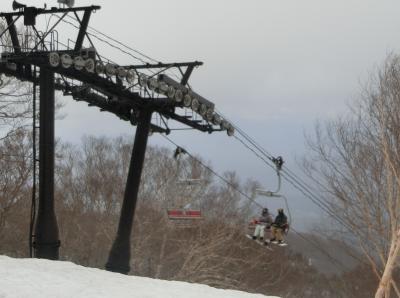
[262,208,269,213]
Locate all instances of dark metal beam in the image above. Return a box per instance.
[69,87,169,133]
[180,65,194,86]
[0,15,20,41]
[34,68,60,260]
[105,108,153,274]
[74,9,92,51]
[4,15,21,54]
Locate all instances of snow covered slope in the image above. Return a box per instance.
[0,256,279,298]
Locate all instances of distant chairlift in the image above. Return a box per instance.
[167,147,204,222]
[167,204,203,220]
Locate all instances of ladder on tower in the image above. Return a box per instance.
[29,68,39,257]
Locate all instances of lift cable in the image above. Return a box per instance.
[160,134,265,210]
[67,14,186,83]
[65,14,160,64]
[51,13,148,65]
[55,14,183,82]
[159,133,363,269]
[215,110,355,234]
[237,133,354,233]
[233,132,353,232]
[52,14,164,85]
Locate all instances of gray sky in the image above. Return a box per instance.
[2,0,400,230]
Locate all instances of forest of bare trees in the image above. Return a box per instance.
[0,124,387,297]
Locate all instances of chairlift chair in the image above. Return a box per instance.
[167,206,203,220]
[176,178,203,186]
[166,147,204,223]
[251,156,292,234]
[255,192,292,228]
[167,180,204,221]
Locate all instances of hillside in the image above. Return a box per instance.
[285,233,360,275]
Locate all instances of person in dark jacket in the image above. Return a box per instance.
[252,208,273,243]
[270,208,288,245]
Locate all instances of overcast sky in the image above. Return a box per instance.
[2,0,400,230]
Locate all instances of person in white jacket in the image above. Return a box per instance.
[252,208,273,243]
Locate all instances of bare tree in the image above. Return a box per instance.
[0,22,36,140]
[0,128,31,256]
[0,131,363,297]
[305,54,400,297]
[0,22,66,141]
[0,75,33,139]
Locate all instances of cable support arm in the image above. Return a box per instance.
[66,86,169,133]
[0,61,219,134]
[161,110,215,132]
[0,5,101,18]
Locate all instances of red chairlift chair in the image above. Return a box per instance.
[167,208,203,220]
[167,147,204,223]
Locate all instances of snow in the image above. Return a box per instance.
[0,256,279,298]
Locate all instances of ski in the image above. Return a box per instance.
[270,241,288,247]
[246,235,273,251]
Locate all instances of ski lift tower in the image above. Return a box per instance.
[0,1,235,274]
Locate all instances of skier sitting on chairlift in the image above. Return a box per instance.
[252,208,273,245]
[270,208,288,246]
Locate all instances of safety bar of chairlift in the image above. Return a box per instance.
[176,178,203,186]
[255,189,292,226]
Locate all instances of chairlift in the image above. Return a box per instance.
[249,156,292,237]
[255,191,292,227]
[166,147,204,222]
